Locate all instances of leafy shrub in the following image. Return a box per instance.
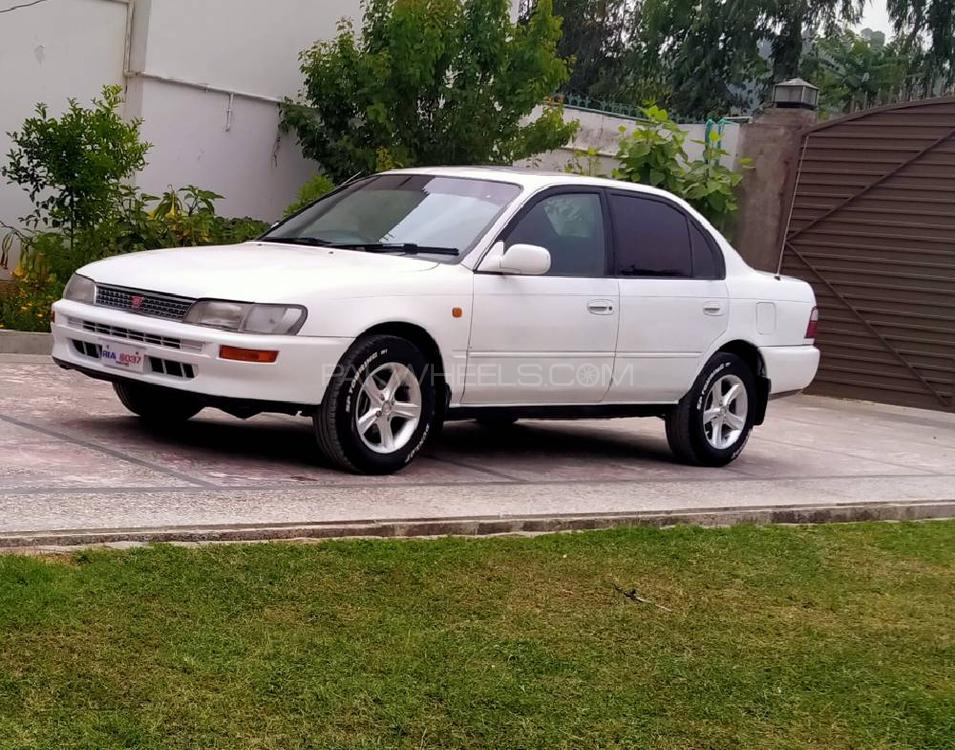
[566,105,750,230]
[562,146,606,177]
[0,186,269,332]
[613,106,689,195]
[281,0,577,182]
[1,85,149,239]
[283,174,335,217]
[1,86,269,331]
[680,137,747,228]
[211,216,271,244]
[0,234,68,332]
[147,186,265,247]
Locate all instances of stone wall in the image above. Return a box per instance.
[732,108,818,271]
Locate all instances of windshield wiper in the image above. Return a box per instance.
[259,238,458,256]
[329,242,459,256]
[259,236,336,246]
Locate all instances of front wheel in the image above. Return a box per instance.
[113,381,203,424]
[665,352,756,466]
[314,335,436,474]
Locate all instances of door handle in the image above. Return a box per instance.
[703,301,725,316]
[587,299,615,315]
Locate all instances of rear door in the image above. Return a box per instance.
[607,191,729,403]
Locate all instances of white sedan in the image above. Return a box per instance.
[52,167,819,474]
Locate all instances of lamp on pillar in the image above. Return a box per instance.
[772,78,819,110]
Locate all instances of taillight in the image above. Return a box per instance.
[805,307,819,340]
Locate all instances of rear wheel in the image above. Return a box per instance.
[665,352,756,466]
[113,381,203,424]
[314,335,436,474]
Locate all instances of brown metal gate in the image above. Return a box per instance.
[779,97,955,411]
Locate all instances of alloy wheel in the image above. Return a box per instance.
[702,374,748,450]
[354,362,422,454]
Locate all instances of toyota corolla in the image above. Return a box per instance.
[52,167,819,474]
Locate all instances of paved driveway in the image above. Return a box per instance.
[1,354,953,546]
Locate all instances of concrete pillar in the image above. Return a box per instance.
[733,107,818,271]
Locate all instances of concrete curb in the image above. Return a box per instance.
[2,499,952,551]
[0,330,52,355]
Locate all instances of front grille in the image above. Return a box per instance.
[72,340,101,359]
[95,285,195,321]
[71,318,203,352]
[71,340,197,380]
[147,357,196,379]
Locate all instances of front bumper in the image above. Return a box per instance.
[51,300,353,405]
[759,344,820,395]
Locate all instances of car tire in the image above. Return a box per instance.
[314,334,436,474]
[113,381,203,424]
[665,352,756,467]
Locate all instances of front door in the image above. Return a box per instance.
[463,190,619,405]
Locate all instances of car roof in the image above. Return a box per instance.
[381,165,679,200]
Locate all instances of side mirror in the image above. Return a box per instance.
[480,243,551,275]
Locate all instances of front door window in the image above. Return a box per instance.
[505,193,607,277]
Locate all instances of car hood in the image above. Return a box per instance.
[80,241,439,302]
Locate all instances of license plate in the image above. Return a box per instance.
[100,341,146,373]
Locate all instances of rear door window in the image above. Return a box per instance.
[689,222,724,280]
[608,193,692,278]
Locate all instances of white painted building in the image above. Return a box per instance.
[0,0,384,230]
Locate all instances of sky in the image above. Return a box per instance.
[858,0,893,36]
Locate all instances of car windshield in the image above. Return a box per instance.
[263,174,521,262]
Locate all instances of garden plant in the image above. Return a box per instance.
[0,87,269,332]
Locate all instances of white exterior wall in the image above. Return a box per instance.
[522,108,742,174]
[131,79,315,221]
[128,0,365,220]
[134,0,360,95]
[0,0,127,232]
[0,0,369,232]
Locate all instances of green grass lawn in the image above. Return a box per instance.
[1,522,953,750]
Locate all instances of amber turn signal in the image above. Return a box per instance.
[219,345,279,363]
[452,307,463,318]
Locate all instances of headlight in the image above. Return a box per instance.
[184,300,307,335]
[184,300,248,330]
[63,274,96,304]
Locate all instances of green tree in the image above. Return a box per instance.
[527,0,865,118]
[282,0,577,182]
[521,0,630,98]
[888,0,955,88]
[630,0,769,117]
[768,0,864,81]
[801,28,908,114]
[1,85,150,242]
[630,0,863,118]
